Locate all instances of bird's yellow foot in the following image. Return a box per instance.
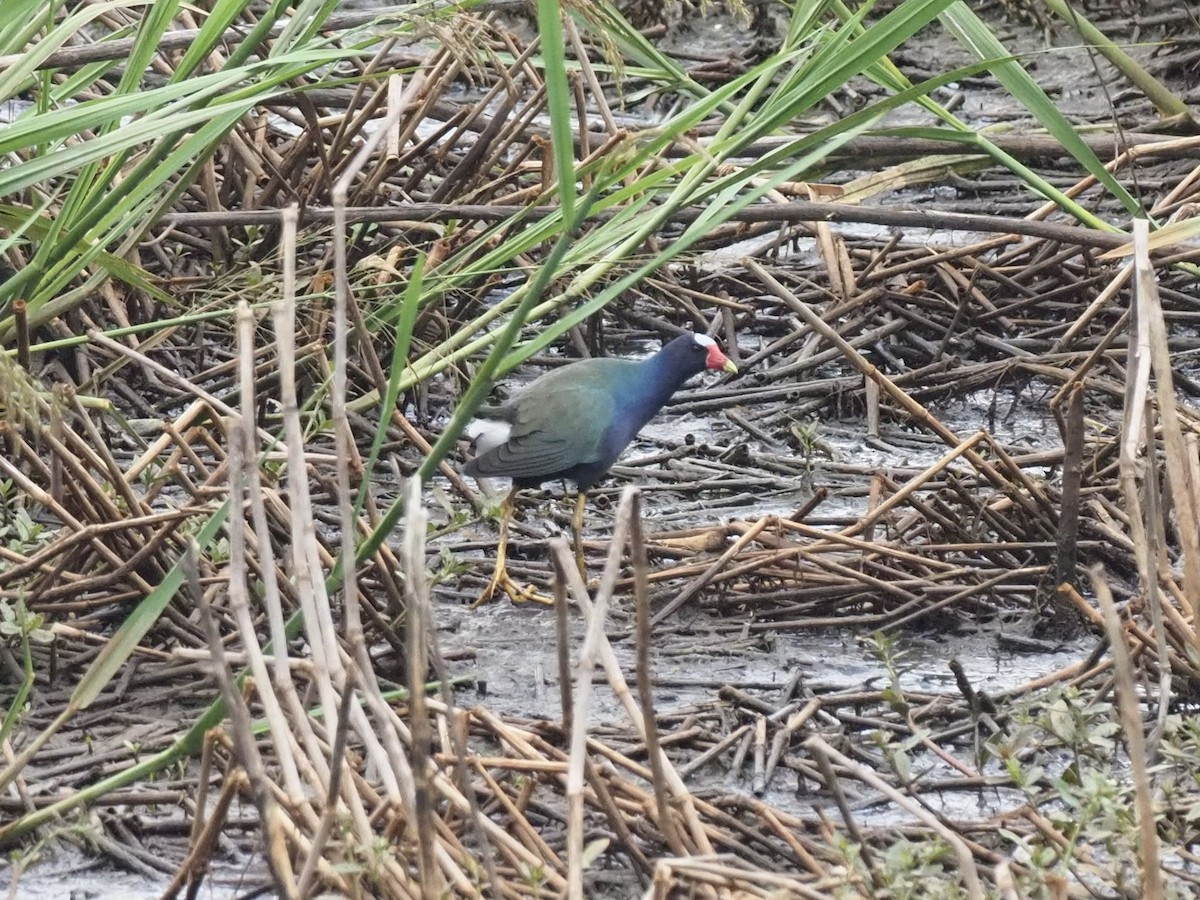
[472,569,553,607]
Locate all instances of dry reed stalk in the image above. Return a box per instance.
[761,698,821,792]
[421,709,569,893]
[750,714,767,795]
[189,540,299,899]
[296,664,359,897]
[745,257,1048,517]
[553,549,574,738]
[1050,262,1134,355]
[564,492,633,898]
[554,532,716,856]
[273,267,365,829]
[679,723,752,778]
[160,758,242,899]
[229,302,305,798]
[809,732,883,893]
[645,856,832,900]
[630,490,687,856]
[469,759,564,865]
[1132,219,1200,631]
[401,477,441,897]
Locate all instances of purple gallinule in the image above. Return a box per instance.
[464,332,737,604]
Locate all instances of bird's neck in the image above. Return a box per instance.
[636,348,692,413]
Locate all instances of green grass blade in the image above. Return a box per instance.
[940,2,1143,216]
[355,253,426,514]
[536,0,578,220]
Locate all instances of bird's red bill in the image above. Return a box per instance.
[706,343,738,374]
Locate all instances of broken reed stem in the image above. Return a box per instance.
[561,490,716,856]
[274,206,391,866]
[1053,383,1084,594]
[161,754,242,899]
[762,698,822,792]
[1090,567,1164,900]
[744,257,1047,524]
[631,490,687,856]
[751,715,766,795]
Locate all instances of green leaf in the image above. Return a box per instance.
[940,2,1143,217]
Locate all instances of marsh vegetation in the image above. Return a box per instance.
[1,0,1199,897]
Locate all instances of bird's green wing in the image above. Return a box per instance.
[476,380,613,479]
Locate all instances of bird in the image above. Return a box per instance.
[463,332,738,605]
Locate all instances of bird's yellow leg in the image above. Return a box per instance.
[473,488,553,607]
[572,491,588,581]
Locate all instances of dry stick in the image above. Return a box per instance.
[0,507,191,591]
[262,207,315,774]
[1118,229,1181,737]
[395,713,539,892]
[742,513,962,573]
[881,567,1033,632]
[761,698,822,793]
[272,210,381,842]
[1136,401,1177,743]
[1053,383,1084,594]
[808,737,886,894]
[564,493,634,900]
[750,715,767,796]
[0,455,151,591]
[400,478,441,898]
[630,491,687,857]
[579,757,655,882]
[1091,568,1165,900]
[1050,261,1134,354]
[745,258,1047,522]
[87,330,276,445]
[725,728,754,784]
[187,543,299,899]
[468,760,562,865]
[220,352,311,890]
[805,736,985,900]
[161,199,1131,250]
[978,433,1059,528]
[563,16,617,134]
[328,78,436,881]
[327,66,437,718]
[643,857,829,900]
[679,724,753,779]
